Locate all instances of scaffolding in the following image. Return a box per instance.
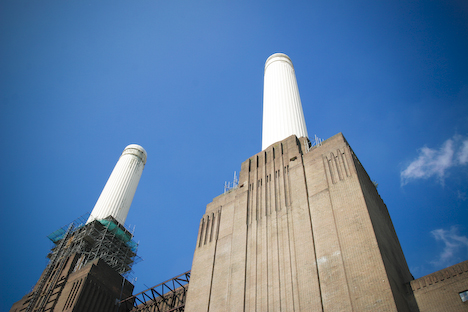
[23,214,140,312]
[118,271,190,312]
[45,215,140,275]
[68,216,140,275]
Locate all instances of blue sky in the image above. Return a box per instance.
[1,0,467,310]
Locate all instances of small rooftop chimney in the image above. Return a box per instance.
[87,144,147,225]
[262,53,308,150]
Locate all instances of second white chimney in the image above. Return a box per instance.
[86,144,147,226]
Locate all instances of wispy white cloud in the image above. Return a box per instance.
[430,226,468,267]
[458,139,468,165]
[401,135,468,186]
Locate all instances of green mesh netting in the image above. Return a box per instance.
[47,218,138,252]
[98,219,132,242]
[47,228,66,243]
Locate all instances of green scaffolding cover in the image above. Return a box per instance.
[47,218,138,253]
[98,219,131,242]
[98,219,138,252]
[47,228,66,243]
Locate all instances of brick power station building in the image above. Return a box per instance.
[11,54,468,312]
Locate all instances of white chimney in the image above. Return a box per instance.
[86,144,147,225]
[262,53,308,150]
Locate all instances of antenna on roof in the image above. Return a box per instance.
[224,171,239,194]
[304,135,323,153]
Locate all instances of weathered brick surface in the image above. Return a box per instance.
[185,133,425,311]
[11,257,134,312]
[411,260,468,312]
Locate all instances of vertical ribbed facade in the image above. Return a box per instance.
[262,53,308,151]
[86,144,147,226]
[185,54,417,312]
[186,134,416,312]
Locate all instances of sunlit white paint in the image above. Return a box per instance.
[86,144,147,225]
[262,53,308,150]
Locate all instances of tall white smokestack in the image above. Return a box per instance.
[262,53,308,150]
[87,144,147,226]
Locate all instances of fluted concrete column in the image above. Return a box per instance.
[87,144,147,226]
[262,53,308,150]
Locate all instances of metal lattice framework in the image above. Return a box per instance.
[73,219,139,275]
[20,214,141,312]
[119,271,190,312]
[47,215,140,276]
